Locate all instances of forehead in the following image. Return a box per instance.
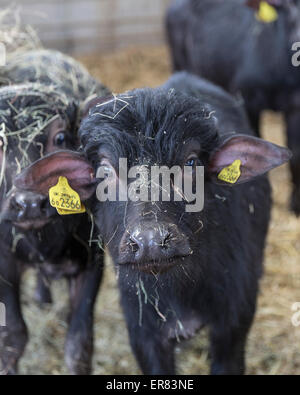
[98,133,202,166]
[46,117,67,137]
[83,89,219,165]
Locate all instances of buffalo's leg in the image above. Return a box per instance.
[0,260,28,375]
[129,326,176,375]
[285,111,300,215]
[65,249,104,375]
[209,307,255,375]
[120,289,176,375]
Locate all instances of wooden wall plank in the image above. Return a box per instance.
[1,0,172,54]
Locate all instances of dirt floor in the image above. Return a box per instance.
[19,46,300,375]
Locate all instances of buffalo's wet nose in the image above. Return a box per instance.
[129,227,173,259]
[120,222,192,265]
[11,191,49,220]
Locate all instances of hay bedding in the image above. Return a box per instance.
[15,47,300,375]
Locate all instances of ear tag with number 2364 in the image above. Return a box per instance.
[49,176,86,215]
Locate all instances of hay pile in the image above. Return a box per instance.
[18,46,300,375]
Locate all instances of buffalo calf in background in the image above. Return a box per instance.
[166,0,300,213]
[16,73,291,374]
[0,48,110,305]
[0,83,107,375]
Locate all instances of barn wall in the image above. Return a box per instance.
[1,0,173,54]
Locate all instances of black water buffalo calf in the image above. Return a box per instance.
[16,73,291,375]
[0,48,110,375]
[0,84,104,375]
[0,48,110,306]
[166,0,300,213]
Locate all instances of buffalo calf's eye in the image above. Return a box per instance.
[54,132,66,147]
[185,157,200,167]
[185,158,196,167]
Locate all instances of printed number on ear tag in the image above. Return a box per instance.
[49,176,86,215]
[218,160,242,184]
[256,1,278,23]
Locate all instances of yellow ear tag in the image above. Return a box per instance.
[218,159,242,184]
[49,176,86,215]
[256,2,278,23]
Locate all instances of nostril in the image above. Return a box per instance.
[15,202,25,212]
[128,237,139,254]
[11,195,26,213]
[161,233,172,249]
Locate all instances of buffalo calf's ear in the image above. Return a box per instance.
[208,135,292,186]
[14,150,96,201]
